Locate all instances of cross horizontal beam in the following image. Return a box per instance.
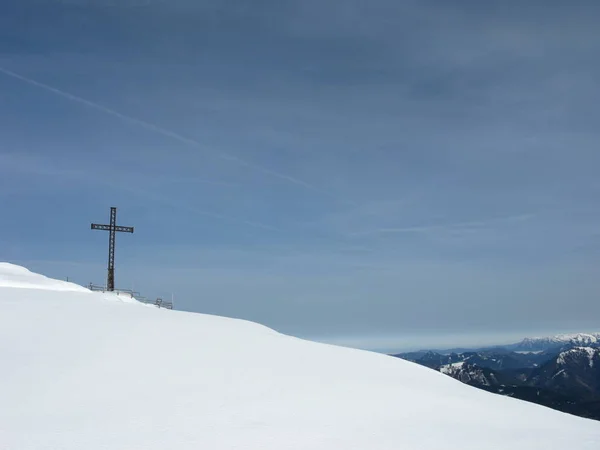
[91,224,134,233]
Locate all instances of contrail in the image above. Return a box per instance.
[0,66,336,198]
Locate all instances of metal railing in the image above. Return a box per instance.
[150,298,173,310]
[87,283,174,310]
[88,283,107,292]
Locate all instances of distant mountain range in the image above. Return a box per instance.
[508,333,600,353]
[402,332,600,356]
[393,332,600,421]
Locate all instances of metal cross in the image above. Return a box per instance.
[91,207,134,291]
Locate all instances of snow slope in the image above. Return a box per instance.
[1,264,599,450]
[0,262,89,292]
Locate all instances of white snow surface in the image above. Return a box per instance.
[0,263,145,305]
[0,262,89,292]
[1,263,600,450]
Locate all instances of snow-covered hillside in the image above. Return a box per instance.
[0,262,89,292]
[1,264,599,450]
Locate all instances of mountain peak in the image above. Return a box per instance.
[557,347,600,369]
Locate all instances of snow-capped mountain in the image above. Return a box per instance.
[2,262,600,450]
[558,347,600,369]
[439,361,500,387]
[512,333,600,353]
[437,347,600,401]
[528,347,600,399]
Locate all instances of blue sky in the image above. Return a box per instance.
[1,0,600,352]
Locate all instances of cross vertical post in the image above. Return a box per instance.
[91,207,134,291]
[107,206,117,291]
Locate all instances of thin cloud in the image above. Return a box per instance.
[348,213,536,237]
[108,181,281,232]
[148,175,240,188]
[0,152,280,232]
[1,153,239,188]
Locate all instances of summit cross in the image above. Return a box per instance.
[91,207,134,291]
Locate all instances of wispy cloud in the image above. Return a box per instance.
[0,152,280,232]
[147,175,240,188]
[105,181,282,232]
[348,213,536,237]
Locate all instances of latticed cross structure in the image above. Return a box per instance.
[91,207,134,291]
